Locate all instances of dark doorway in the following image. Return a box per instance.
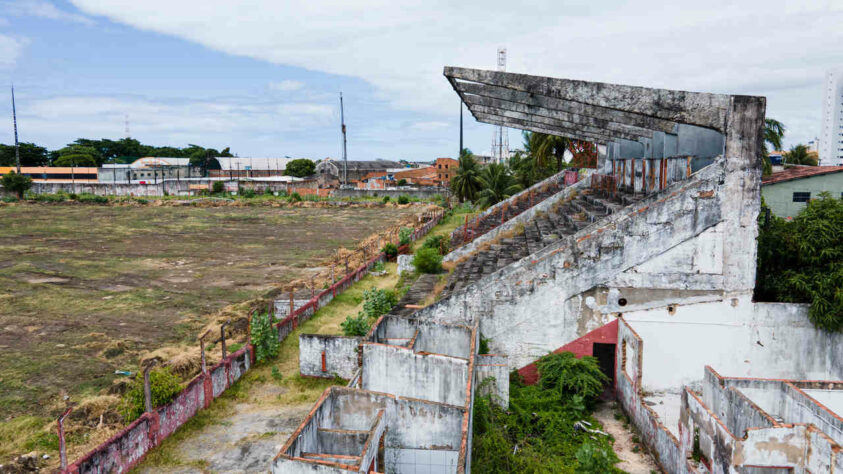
[592,343,616,399]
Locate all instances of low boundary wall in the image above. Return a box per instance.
[61,210,443,473]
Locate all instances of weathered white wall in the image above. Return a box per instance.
[361,344,468,406]
[476,354,509,407]
[622,295,843,391]
[299,334,361,380]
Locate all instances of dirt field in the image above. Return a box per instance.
[0,203,418,454]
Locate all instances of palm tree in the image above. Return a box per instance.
[475,163,522,208]
[527,132,569,172]
[451,153,482,203]
[762,118,786,176]
[784,144,818,166]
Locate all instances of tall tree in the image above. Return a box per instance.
[54,144,103,166]
[784,144,818,166]
[476,163,522,208]
[527,132,569,172]
[284,158,316,177]
[0,143,49,166]
[450,153,482,203]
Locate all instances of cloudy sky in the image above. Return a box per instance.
[0,0,841,159]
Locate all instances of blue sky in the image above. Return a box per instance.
[0,0,842,160]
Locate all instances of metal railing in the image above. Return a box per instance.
[593,156,694,198]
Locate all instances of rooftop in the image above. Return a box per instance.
[761,165,843,185]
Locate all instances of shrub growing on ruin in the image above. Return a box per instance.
[250,310,280,363]
[398,227,412,246]
[382,242,398,259]
[382,195,390,203]
[397,195,409,204]
[412,248,442,274]
[361,287,397,318]
[755,193,843,332]
[536,351,608,404]
[289,192,302,202]
[120,367,182,422]
[211,181,224,194]
[341,313,370,336]
[241,188,256,198]
[422,234,449,255]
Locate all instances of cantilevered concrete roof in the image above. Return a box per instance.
[443,66,733,143]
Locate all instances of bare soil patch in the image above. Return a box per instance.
[0,203,418,464]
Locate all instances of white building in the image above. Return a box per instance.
[819,69,843,166]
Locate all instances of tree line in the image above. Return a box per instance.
[0,138,234,168]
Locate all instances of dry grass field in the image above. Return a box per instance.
[0,202,419,461]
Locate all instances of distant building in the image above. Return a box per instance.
[0,166,98,182]
[434,157,458,186]
[761,165,843,218]
[208,157,294,178]
[315,159,401,185]
[98,157,200,183]
[819,70,843,166]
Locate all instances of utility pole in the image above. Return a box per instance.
[11,85,20,173]
[459,100,463,159]
[340,93,348,186]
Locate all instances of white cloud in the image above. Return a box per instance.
[0,33,24,67]
[12,94,334,151]
[57,0,843,148]
[2,0,93,25]
[269,80,305,92]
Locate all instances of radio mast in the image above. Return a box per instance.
[340,93,348,185]
[490,48,510,164]
[11,85,20,172]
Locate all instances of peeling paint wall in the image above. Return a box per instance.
[475,354,509,407]
[622,297,843,392]
[361,343,469,406]
[299,334,361,380]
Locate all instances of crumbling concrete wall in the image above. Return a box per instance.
[417,159,729,369]
[475,354,509,408]
[621,296,843,392]
[299,334,361,380]
[361,343,468,406]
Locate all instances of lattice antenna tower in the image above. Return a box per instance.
[491,47,509,163]
[124,114,130,138]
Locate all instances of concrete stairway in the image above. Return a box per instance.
[442,188,642,298]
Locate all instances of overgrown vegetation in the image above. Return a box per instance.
[341,287,397,336]
[755,193,843,331]
[250,310,281,362]
[421,234,449,255]
[412,247,443,274]
[382,242,398,259]
[1,171,32,199]
[472,351,618,473]
[397,195,410,205]
[120,367,182,422]
[398,227,412,245]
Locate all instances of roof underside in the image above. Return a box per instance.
[444,67,732,143]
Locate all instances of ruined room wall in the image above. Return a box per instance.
[361,343,468,406]
[383,398,464,474]
[475,354,509,407]
[736,425,808,469]
[413,323,473,359]
[622,296,843,392]
[782,383,843,442]
[299,334,361,380]
[615,318,686,473]
[700,369,776,440]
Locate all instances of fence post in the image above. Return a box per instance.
[220,319,231,359]
[345,256,350,276]
[289,289,295,317]
[311,276,315,299]
[57,407,72,471]
[143,359,160,413]
[199,329,210,375]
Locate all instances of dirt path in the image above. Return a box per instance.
[594,401,661,474]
